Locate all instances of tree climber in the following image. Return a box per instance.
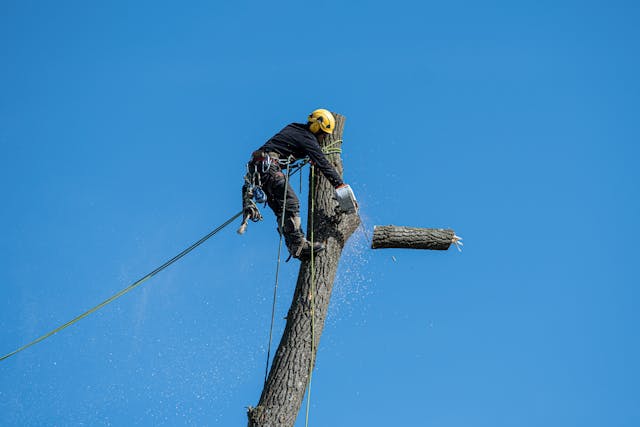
[241,109,350,260]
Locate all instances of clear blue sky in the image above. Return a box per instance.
[1,1,638,426]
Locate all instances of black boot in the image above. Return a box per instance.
[281,216,325,260]
[296,240,325,260]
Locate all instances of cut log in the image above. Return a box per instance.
[371,225,455,251]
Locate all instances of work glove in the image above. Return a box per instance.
[334,183,359,213]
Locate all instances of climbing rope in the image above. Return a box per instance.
[262,145,337,384]
[261,157,312,385]
[305,165,317,427]
[261,140,343,424]
[264,158,292,386]
[0,211,243,363]
[2,140,343,365]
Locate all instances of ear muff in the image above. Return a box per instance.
[309,120,321,133]
[323,119,333,133]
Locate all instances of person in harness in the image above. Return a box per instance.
[241,109,350,260]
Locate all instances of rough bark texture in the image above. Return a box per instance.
[371,225,454,250]
[247,113,360,427]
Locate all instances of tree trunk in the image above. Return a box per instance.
[371,225,454,250]
[247,113,360,427]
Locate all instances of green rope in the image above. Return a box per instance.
[322,139,343,156]
[303,139,342,425]
[0,211,243,362]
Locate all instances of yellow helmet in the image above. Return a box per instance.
[307,109,335,134]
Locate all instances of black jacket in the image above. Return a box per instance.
[259,123,344,188]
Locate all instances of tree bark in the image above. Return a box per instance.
[371,225,455,250]
[247,113,360,427]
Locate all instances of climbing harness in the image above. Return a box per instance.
[238,153,309,235]
[0,211,243,363]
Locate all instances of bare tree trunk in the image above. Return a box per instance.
[247,113,360,427]
[371,225,455,250]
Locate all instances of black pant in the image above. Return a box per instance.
[260,162,299,226]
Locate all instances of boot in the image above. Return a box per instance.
[296,240,325,260]
[281,216,325,260]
